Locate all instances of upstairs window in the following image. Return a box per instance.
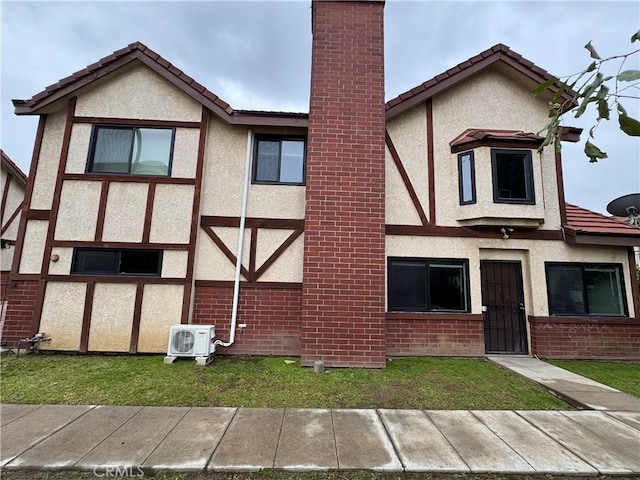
[252,135,306,185]
[72,248,162,276]
[491,149,534,204]
[388,258,470,312]
[458,151,476,205]
[87,126,174,176]
[546,263,627,316]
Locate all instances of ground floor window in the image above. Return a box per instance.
[545,263,627,316]
[388,257,470,312]
[72,248,162,276]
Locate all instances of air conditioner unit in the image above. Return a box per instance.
[164,325,215,365]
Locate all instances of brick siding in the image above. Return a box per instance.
[1,277,38,348]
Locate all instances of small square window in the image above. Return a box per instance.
[88,126,174,176]
[253,135,306,185]
[72,248,162,276]
[458,151,476,205]
[491,149,535,204]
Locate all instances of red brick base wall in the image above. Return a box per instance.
[1,278,38,348]
[386,314,485,357]
[192,282,302,356]
[530,316,640,360]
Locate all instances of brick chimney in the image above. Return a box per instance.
[301,0,387,368]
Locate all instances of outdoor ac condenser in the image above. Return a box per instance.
[164,325,215,365]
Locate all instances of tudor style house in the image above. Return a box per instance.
[2,0,639,366]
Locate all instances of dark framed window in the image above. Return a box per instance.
[72,248,162,276]
[388,257,470,312]
[252,135,306,185]
[546,263,627,316]
[458,151,476,205]
[87,126,175,176]
[491,149,535,204]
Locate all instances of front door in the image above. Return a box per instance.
[480,261,528,354]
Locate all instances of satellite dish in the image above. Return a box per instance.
[606,193,640,226]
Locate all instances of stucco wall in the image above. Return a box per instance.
[54,181,101,241]
[39,282,86,351]
[1,164,26,271]
[431,68,560,229]
[102,182,148,243]
[149,184,194,244]
[18,220,48,274]
[137,284,184,352]
[74,63,202,122]
[88,283,136,352]
[30,111,66,210]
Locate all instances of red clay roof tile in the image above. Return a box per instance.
[565,203,640,237]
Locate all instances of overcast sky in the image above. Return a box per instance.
[2,0,639,214]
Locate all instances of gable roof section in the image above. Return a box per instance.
[385,43,576,121]
[564,203,640,247]
[1,150,28,186]
[13,42,308,128]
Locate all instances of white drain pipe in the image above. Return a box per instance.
[215,129,252,348]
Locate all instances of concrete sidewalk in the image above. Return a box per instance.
[1,404,639,474]
[488,355,640,411]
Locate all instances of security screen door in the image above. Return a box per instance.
[480,260,528,353]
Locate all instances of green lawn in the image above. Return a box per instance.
[548,359,640,397]
[0,354,568,410]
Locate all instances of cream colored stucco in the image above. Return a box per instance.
[18,220,48,274]
[74,63,202,122]
[386,104,428,225]
[148,184,194,244]
[30,111,66,210]
[171,128,200,179]
[430,68,560,229]
[161,250,189,278]
[200,118,305,219]
[88,283,136,352]
[256,233,304,283]
[39,282,86,351]
[1,164,26,272]
[66,124,92,174]
[101,182,148,243]
[1,245,15,272]
[137,284,184,352]
[387,235,636,319]
[54,180,102,241]
[48,247,74,276]
[194,229,237,281]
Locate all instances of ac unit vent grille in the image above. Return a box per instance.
[172,330,195,354]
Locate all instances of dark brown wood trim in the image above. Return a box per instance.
[563,232,640,247]
[142,183,156,244]
[0,174,11,224]
[11,115,47,276]
[426,99,436,224]
[44,274,186,284]
[201,216,304,230]
[79,282,95,352]
[529,315,638,325]
[628,247,640,319]
[62,173,195,185]
[385,130,429,226]
[30,280,47,336]
[129,283,144,353]
[94,180,109,242]
[249,227,258,282]
[25,209,51,220]
[50,240,189,250]
[8,273,41,281]
[73,116,201,129]
[254,229,304,281]
[386,224,565,240]
[202,226,250,280]
[385,312,484,322]
[194,279,303,290]
[0,204,23,235]
[450,139,542,154]
[181,107,209,324]
[555,149,568,226]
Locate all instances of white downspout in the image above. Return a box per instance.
[215,128,252,348]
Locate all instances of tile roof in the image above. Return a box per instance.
[449,128,544,151]
[565,203,640,240]
[1,149,28,185]
[385,43,577,120]
[13,42,308,128]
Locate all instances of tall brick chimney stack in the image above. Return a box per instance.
[301,0,387,368]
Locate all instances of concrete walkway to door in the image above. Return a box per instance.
[488,355,640,411]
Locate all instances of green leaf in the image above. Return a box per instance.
[597,99,610,120]
[586,61,597,72]
[532,78,556,96]
[617,70,640,82]
[595,84,609,100]
[619,112,640,136]
[584,140,608,162]
[552,82,567,104]
[574,73,603,118]
[584,41,601,60]
[631,30,640,43]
